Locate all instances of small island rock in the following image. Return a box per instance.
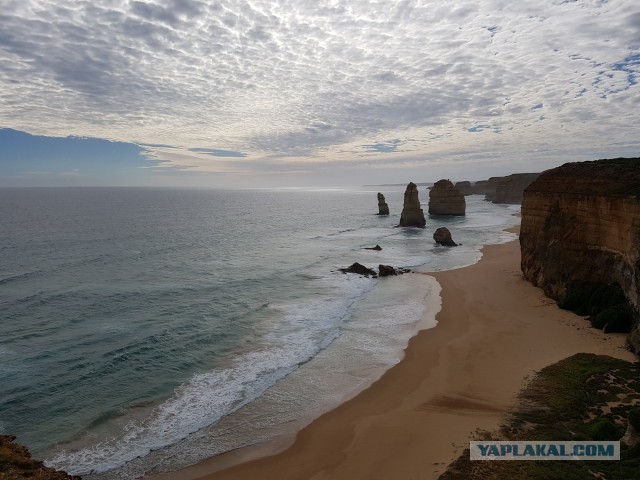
[433,227,458,246]
[378,264,397,276]
[339,262,377,277]
[378,265,411,276]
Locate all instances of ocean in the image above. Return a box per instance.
[0,186,519,478]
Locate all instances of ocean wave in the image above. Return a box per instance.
[47,345,306,474]
[0,270,42,285]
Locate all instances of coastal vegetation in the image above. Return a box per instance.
[559,282,635,333]
[0,435,80,479]
[440,353,640,480]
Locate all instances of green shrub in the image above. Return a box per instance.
[561,282,635,332]
[590,304,634,332]
[584,418,622,441]
[629,409,640,431]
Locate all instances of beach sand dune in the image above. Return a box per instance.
[151,235,635,480]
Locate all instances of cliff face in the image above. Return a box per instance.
[520,159,640,350]
[377,192,389,215]
[485,173,540,204]
[399,182,426,227]
[453,181,473,196]
[471,180,489,195]
[428,179,465,215]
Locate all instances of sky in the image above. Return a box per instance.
[1,0,638,188]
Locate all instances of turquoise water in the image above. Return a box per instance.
[0,186,518,477]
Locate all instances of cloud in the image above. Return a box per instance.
[188,148,248,158]
[0,0,638,182]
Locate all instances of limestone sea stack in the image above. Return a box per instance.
[399,182,426,227]
[428,179,466,215]
[520,158,640,351]
[377,192,389,215]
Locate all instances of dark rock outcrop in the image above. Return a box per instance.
[378,264,397,277]
[428,179,465,216]
[520,158,640,351]
[454,181,473,196]
[399,182,426,227]
[377,193,389,215]
[0,435,81,479]
[485,173,540,204]
[339,262,377,277]
[378,265,411,276]
[433,227,458,246]
[364,244,382,251]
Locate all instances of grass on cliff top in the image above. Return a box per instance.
[439,353,640,480]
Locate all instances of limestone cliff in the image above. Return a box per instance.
[472,180,489,195]
[453,181,473,196]
[0,435,81,479]
[485,173,540,204]
[377,192,389,215]
[484,176,501,202]
[520,158,640,350]
[399,182,426,227]
[428,179,465,216]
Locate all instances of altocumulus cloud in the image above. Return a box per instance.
[0,0,638,181]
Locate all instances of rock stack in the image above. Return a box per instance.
[428,179,466,215]
[377,192,389,215]
[399,182,426,227]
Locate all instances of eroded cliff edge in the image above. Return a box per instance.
[0,435,81,479]
[520,158,640,351]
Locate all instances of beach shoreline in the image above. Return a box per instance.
[146,231,635,480]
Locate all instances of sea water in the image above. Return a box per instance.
[0,186,519,477]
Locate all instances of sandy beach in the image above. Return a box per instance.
[150,233,636,480]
